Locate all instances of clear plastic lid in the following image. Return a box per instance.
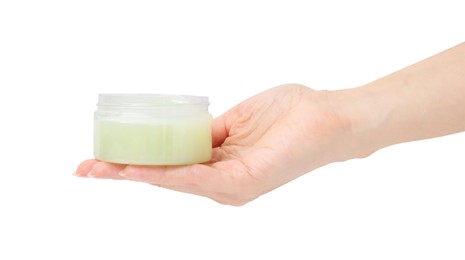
[96,94,210,118]
[97,94,209,107]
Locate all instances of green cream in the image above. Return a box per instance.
[94,115,212,165]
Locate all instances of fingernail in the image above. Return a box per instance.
[88,171,96,178]
[118,171,126,177]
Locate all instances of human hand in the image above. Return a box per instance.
[75,84,359,205]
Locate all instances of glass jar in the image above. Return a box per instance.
[94,94,212,165]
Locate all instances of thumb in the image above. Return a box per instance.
[212,114,229,148]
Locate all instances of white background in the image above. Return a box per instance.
[1,1,464,259]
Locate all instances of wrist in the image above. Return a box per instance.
[327,85,391,160]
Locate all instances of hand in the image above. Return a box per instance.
[75,84,356,206]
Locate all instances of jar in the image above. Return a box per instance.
[94,94,212,165]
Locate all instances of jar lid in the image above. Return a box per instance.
[97,94,209,107]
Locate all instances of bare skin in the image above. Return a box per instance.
[75,42,465,206]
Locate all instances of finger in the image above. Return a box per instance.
[212,114,229,148]
[157,184,243,206]
[119,164,218,186]
[119,164,228,203]
[74,159,98,177]
[120,161,255,206]
[88,161,127,180]
[155,184,212,200]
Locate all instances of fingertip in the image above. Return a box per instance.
[117,167,135,178]
[118,170,126,177]
[212,115,229,147]
[119,165,150,179]
[75,159,98,177]
[90,161,127,179]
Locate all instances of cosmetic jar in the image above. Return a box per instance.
[94,94,212,165]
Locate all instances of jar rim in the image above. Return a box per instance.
[97,94,209,107]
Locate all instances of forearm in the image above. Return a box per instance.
[336,42,465,158]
